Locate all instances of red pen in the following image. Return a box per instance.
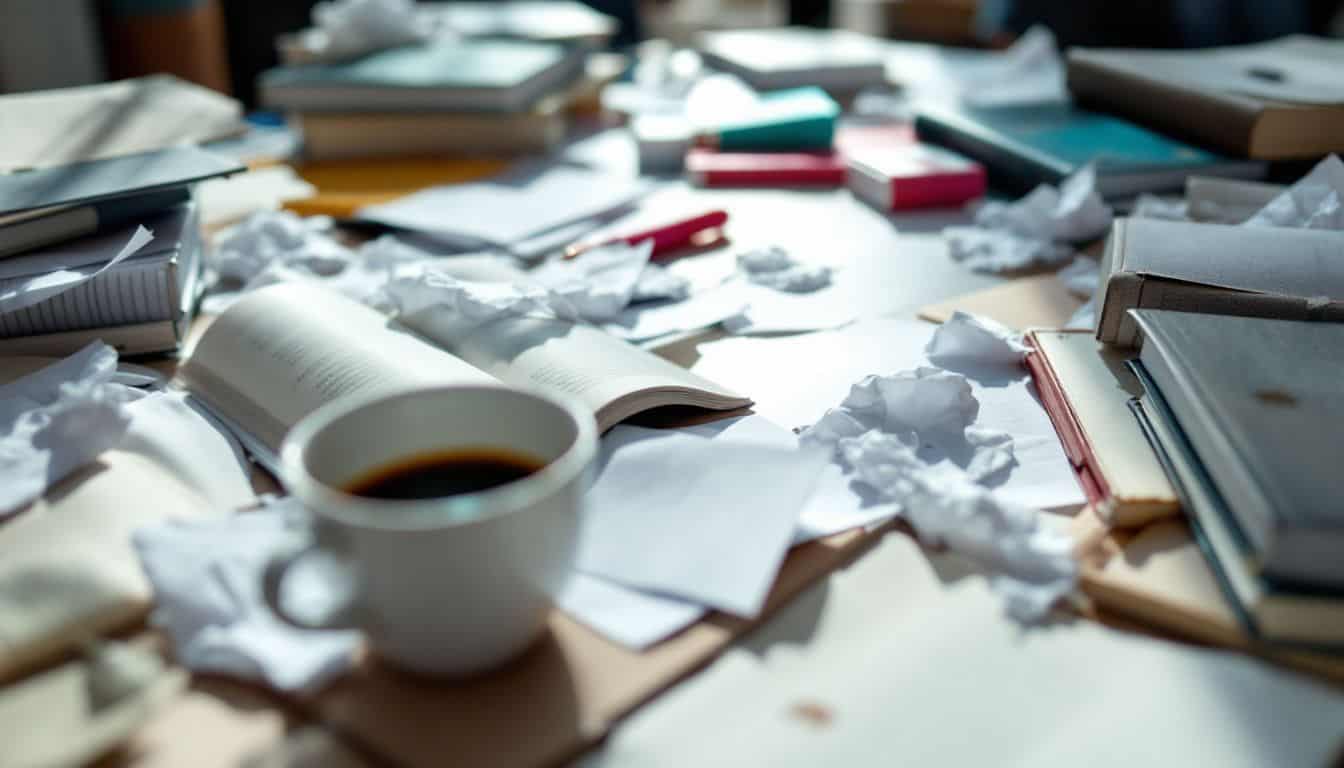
[563,210,729,259]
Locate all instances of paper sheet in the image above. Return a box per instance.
[528,241,654,322]
[1243,154,1344,231]
[0,342,133,517]
[0,226,154,315]
[133,498,360,692]
[358,164,653,250]
[119,391,256,512]
[604,281,749,342]
[577,426,829,617]
[632,263,691,303]
[557,574,706,650]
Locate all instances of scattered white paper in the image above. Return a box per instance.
[632,263,691,303]
[557,573,706,650]
[529,241,653,322]
[1064,300,1097,331]
[0,226,154,315]
[1058,257,1100,299]
[577,426,829,617]
[925,311,1028,369]
[119,391,256,512]
[311,0,430,55]
[133,498,360,692]
[1244,154,1344,231]
[212,210,349,285]
[604,281,749,342]
[947,166,1112,273]
[0,342,133,517]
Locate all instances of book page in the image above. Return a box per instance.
[398,311,749,431]
[178,284,494,451]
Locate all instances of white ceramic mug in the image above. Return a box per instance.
[265,385,596,678]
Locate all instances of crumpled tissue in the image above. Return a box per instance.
[736,245,833,293]
[132,498,359,692]
[946,165,1112,273]
[311,0,430,53]
[0,342,134,517]
[799,313,1077,621]
[1244,154,1344,231]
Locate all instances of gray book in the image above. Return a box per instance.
[1096,218,1344,347]
[1130,309,1344,590]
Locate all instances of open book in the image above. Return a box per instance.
[177,283,750,466]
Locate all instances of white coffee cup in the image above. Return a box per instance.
[264,385,596,678]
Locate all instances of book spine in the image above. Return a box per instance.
[693,167,846,188]
[912,113,1064,196]
[1066,55,1262,160]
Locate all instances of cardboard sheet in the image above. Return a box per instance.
[917,274,1083,331]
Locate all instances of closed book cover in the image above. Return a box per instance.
[697,27,889,92]
[0,146,241,218]
[846,142,985,211]
[1068,37,1344,160]
[259,39,584,113]
[0,204,202,354]
[687,124,913,188]
[1096,218,1344,346]
[296,96,568,161]
[1129,309,1344,592]
[1024,330,1178,527]
[913,102,1266,199]
[0,187,190,259]
[1128,366,1344,648]
[704,87,839,152]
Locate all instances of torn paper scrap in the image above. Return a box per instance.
[133,498,359,692]
[925,311,1029,370]
[0,342,133,517]
[0,226,154,316]
[1243,154,1344,231]
[577,427,828,617]
[945,227,1074,273]
[1132,194,1189,221]
[557,573,705,650]
[973,166,1112,244]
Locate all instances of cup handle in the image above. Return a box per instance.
[262,546,362,631]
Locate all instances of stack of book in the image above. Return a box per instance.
[913,36,1344,198]
[260,35,595,161]
[1126,310,1344,651]
[0,147,242,356]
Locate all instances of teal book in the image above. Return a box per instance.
[259,39,585,113]
[914,102,1266,198]
[707,87,839,152]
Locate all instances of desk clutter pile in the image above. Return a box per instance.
[3,1,1344,765]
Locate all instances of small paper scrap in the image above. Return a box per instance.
[0,225,154,316]
[736,245,834,293]
[925,311,1029,370]
[0,342,134,517]
[133,498,359,692]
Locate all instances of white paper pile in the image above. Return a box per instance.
[0,342,134,517]
[796,314,1077,620]
[945,165,1112,273]
[133,498,360,692]
[212,210,350,285]
[1244,154,1344,231]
